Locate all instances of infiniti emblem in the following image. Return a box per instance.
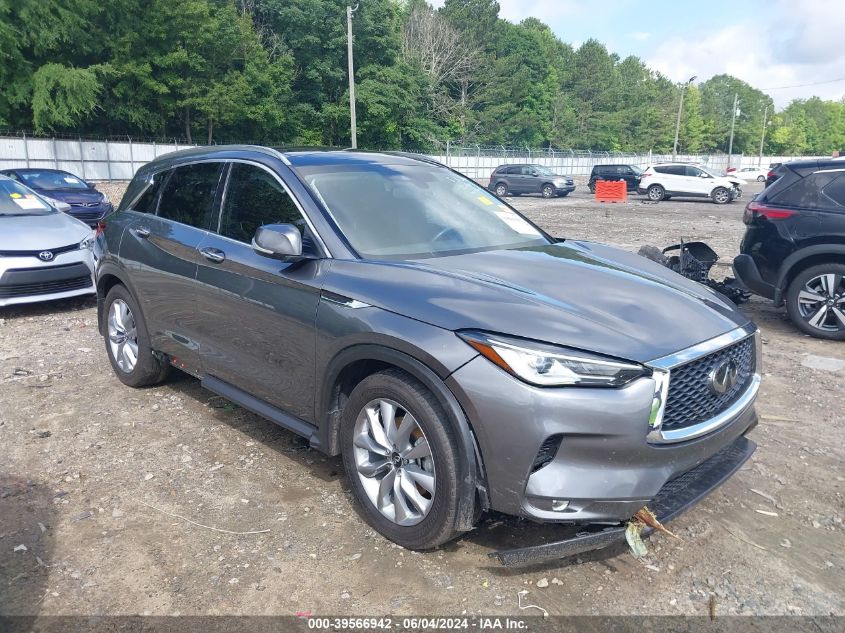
[709,360,739,395]
[38,251,54,262]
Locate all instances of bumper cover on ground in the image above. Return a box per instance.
[489,434,756,566]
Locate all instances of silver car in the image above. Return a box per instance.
[0,175,96,307]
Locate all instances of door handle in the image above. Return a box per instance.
[199,247,226,264]
[132,227,151,239]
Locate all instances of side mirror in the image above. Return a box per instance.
[252,223,303,259]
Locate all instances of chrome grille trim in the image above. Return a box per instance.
[645,323,760,444]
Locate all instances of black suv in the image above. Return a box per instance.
[488,164,575,198]
[733,158,845,339]
[588,164,643,193]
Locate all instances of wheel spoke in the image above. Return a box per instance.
[819,274,840,296]
[380,401,397,444]
[354,432,391,456]
[366,406,390,452]
[403,464,435,494]
[402,438,431,460]
[799,288,825,304]
[392,473,413,524]
[833,307,845,327]
[124,340,138,368]
[398,470,432,515]
[808,305,829,327]
[392,412,416,453]
[357,457,391,478]
[376,467,396,512]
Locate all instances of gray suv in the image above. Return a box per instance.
[96,146,760,562]
[488,164,575,198]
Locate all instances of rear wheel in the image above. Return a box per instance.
[103,285,170,387]
[541,184,555,198]
[786,264,845,340]
[340,369,468,549]
[494,183,508,197]
[588,182,596,194]
[647,184,665,201]
[712,187,731,204]
[757,175,766,182]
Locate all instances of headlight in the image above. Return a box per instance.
[553,178,566,186]
[79,233,94,250]
[101,192,111,205]
[458,331,648,387]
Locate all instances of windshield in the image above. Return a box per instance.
[698,166,721,178]
[299,164,550,259]
[0,180,55,216]
[631,165,644,175]
[18,170,89,191]
[534,165,556,176]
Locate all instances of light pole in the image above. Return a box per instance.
[672,75,697,160]
[346,3,359,149]
[758,104,769,167]
[727,93,739,169]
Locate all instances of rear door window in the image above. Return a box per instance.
[505,166,522,175]
[821,173,845,208]
[156,162,223,229]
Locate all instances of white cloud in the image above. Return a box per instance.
[646,0,845,108]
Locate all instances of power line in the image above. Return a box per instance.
[761,76,845,91]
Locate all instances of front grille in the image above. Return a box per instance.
[69,202,98,208]
[70,210,104,222]
[0,243,80,258]
[0,275,92,299]
[662,336,755,431]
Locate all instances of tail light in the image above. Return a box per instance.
[95,221,106,237]
[766,170,775,180]
[744,201,796,224]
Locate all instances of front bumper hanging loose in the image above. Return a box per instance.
[489,435,756,566]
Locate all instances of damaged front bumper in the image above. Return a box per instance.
[489,435,756,566]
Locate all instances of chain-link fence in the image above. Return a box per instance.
[0,133,829,181]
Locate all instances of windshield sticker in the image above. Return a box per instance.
[10,192,21,198]
[64,177,81,184]
[11,195,45,210]
[495,210,541,236]
[477,195,494,206]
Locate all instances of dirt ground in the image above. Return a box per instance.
[1,181,843,618]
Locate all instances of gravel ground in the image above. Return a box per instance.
[1,182,843,617]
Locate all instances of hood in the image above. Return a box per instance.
[322,241,751,363]
[722,176,744,187]
[35,188,103,204]
[0,211,92,250]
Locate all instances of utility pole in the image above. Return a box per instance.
[758,104,769,167]
[727,93,739,169]
[346,3,359,149]
[672,75,697,160]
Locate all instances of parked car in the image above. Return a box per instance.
[0,175,95,307]
[732,167,768,182]
[96,146,760,561]
[734,158,845,340]
[488,164,575,198]
[638,163,744,204]
[0,168,113,226]
[588,164,643,192]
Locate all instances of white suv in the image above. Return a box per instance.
[638,163,743,204]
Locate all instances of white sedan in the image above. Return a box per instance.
[729,167,768,182]
[0,175,95,307]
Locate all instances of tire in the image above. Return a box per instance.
[785,264,845,340]
[494,183,508,197]
[102,284,170,387]
[541,184,555,198]
[712,187,731,204]
[647,184,665,201]
[588,182,596,194]
[340,369,468,549]
[757,175,766,182]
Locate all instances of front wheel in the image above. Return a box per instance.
[541,184,555,198]
[340,369,468,549]
[786,264,845,340]
[647,184,665,201]
[757,175,766,182]
[102,285,170,387]
[712,187,731,204]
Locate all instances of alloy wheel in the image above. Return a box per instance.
[713,188,730,204]
[542,184,554,198]
[108,299,139,373]
[797,273,845,332]
[495,184,507,197]
[352,398,436,526]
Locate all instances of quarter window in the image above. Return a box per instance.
[219,163,313,251]
[156,162,222,228]
[821,174,845,208]
[132,174,164,214]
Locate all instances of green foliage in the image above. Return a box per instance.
[0,0,842,154]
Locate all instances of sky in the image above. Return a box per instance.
[428,0,845,109]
